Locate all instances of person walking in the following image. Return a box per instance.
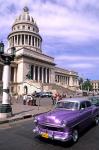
[23,94,27,105]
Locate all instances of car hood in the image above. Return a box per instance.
[37,108,79,126]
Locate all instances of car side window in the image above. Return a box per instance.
[80,102,86,110]
[86,101,91,107]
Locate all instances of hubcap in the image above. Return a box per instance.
[72,130,78,142]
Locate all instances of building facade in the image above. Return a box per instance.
[91,80,99,93]
[0,7,79,95]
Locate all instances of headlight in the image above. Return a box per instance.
[33,117,38,124]
[61,120,66,127]
[34,119,38,123]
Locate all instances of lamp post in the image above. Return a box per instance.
[0,41,15,118]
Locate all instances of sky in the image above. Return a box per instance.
[0,0,99,80]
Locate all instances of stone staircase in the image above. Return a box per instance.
[23,80,76,96]
[43,83,75,96]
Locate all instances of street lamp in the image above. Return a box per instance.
[0,41,4,54]
[0,41,16,118]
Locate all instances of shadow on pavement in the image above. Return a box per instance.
[14,108,35,115]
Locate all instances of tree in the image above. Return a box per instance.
[82,79,93,91]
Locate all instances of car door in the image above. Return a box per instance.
[78,101,91,129]
[85,101,93,123]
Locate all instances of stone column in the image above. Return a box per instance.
[36,38,38,48]
[45,68,47,83]
[14,68,17,82]
[31,36,32,46]
[33,65,35,81]
[65,76,67,85]
[50,68,55,83]
[24,34,25,45]
[17,35,18,45]
[42,67,44,83]
[34,37,36,47]
[20,35,22,45]
[14,36,15,46]
[12,36,14,46]
[39,39,41,49]
[28,35,29,45]
[38,39,39,48]
[69,76,73,86]
[32,36,34,46]
[19,35,21,45]
[49,68,51,83]
[38,66,40,82]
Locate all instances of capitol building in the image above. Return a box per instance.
[0,7,79,95]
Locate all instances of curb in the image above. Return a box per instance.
[0,120,9,124]
[0,111,49,125]
[0,114,33,125]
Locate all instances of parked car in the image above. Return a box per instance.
[89,96,99,106]
[35,92,41,97]
[33,98,99,143]
[40,92,47,98]
[45,92,53,97]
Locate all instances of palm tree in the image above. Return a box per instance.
[82,79,93,91]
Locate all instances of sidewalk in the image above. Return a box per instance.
[0,102,53,124]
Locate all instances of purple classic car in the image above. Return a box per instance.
[33,98,99,143]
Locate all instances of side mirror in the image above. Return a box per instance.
[81,107,85,110]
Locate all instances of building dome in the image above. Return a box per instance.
[15,7,35,24]
[8,7,42,53]
[13,7,39,32]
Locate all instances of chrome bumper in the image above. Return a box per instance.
[33,128,72,142]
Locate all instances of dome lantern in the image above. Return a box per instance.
[23,6,29,13]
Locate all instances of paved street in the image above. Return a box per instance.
[0,118,99,150]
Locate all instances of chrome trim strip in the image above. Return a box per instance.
[39,123,62,128]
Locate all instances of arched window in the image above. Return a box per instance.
[24,86,28,94]
[28,26,30,30]
[17,26,20,30]
[23,25,25,30]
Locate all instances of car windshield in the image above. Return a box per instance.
[55,101,79,110]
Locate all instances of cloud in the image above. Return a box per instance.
[55,54,98,73]
[67,63,95,69]
[1,0,99,44]
[31,0,99,44]
[55,55,99,62]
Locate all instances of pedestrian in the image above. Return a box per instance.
[32,93,37,106]
[9,94,12,105]
[23,94,27,105]
[51,95,55,105]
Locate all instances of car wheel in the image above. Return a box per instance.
[72,129,79,143]
[94,116,99,125]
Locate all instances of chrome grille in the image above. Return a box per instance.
[39,124,64,132]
